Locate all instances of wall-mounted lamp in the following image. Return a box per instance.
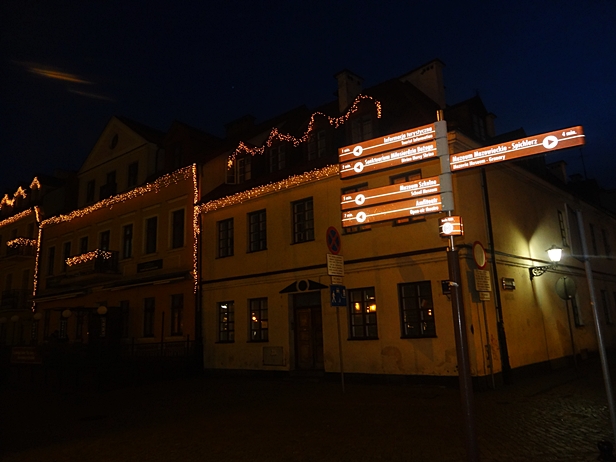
[529,245,563,280]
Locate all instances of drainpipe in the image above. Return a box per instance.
[481,168,512,383]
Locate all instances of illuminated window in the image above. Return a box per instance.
[391,170,423,226]
[145,217,157,254]
[268,145,286,172]
[143,297,155,337]
[122,224,133,259]
[248,210,266,252]
[249,298,268,342]
[292,197,314,244]
[171,209,185,249]
[348,287,378,339]
[308,130,327,160]
[341,184,370,234]
[398,281,436,338]
[171,294,183,336]
[218,301,234,342]
[217,218,234,257]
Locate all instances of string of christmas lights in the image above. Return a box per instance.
[190,164,199,294]
[227,94,382,167]
[66,249,113,266]
[32,227,43,311]
[6,237,37,248]
[198,164,339,215]
[0,208,33,228]
[41,166,194,227]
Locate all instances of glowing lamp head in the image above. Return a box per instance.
[546,245,563,263]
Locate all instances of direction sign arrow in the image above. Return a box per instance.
[340,139,438,179]
[338,123,437,163]
[340,175,441,210]
[341,193,443,227]
[449,126,585,172]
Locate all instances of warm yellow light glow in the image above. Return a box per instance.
[6,237,37,248]
[41,166,194,228]
[227,94,382,168]
[369,304,377,312]
[354,303,361,312]
[66,249,112,266]
[0,208,33,228]
[198,165,339,215]
[30,177,41,190]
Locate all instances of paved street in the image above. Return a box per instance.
[1,357,614,462]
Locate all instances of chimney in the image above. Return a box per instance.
[225,115,256,139]
[399,59,446,109]
[335,70,364,113]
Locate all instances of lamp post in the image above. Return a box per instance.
[529,245,563,280]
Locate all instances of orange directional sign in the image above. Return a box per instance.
[341,194,442,227]
[439,216,463,237]
[340,140,438,179]
[450,126,585,172]
[339,123,437,163]
[340,176,441,210]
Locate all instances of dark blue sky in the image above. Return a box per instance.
[1,0,614,193]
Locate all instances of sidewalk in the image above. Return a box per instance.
[1,357,614,462]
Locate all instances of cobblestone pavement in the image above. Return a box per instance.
[1,358,614,462]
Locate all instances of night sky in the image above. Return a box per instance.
[1,0,614,193]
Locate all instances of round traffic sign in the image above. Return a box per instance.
[473,241,487,269]
[326,226,342,255]
[555,277,577,300]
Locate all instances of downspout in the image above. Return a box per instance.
[481,168,512,383]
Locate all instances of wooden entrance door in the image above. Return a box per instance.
[294,293,324,370]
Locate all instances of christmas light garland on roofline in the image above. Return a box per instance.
[227,94,382,167]
[197,164,339,215]
[41,166,194,227]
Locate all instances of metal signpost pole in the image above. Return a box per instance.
[447,231,480,462]
[576,210,616,446]
[335,305,345,394]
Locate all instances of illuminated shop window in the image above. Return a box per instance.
[348,287,378,339]
[398,281,436,338]
[292,197,314,244]
[218,301,234,343]
[248,210,266,252]
[217,218,234,257]
[249,298,268,342]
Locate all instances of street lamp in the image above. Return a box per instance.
[529,245,563,280]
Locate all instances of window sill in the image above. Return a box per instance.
[348,337,379,341]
